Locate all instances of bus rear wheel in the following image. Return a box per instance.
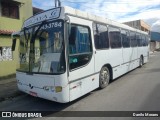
[139,56,143,68]
[99,66,110,89]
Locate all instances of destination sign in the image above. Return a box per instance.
[23,7,61,27]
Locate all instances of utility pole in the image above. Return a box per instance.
[55,0,61,7]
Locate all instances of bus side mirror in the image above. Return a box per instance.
[12,38,17,51]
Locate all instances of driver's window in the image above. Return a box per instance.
[69,24,92,70]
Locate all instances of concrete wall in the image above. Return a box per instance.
[0,0,33,30]
[150,42,156,52]
[123,20,150,34]
[15,0,33,22]
[155,41,160,49]
[150,41,160,52]
[0,0,33,77]
[0,17,22,31]
[0,35,19,76]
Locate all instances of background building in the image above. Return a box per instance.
[0,0,33,77]
[123,20,151,33]
[33,7,43,15]
[123,20,160,52]
[150,32,160,52]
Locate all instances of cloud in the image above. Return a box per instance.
[119,9,160,22]
[151,19,160,32]
[32,0,54,10]
[32,0,160,32]
[152,20,160,26]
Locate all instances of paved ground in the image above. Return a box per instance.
[0,52,160,120]
[0,78,23,102]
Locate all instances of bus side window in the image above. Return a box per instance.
[69,24,92,70]
[141,35,146,46]
[130,31,137,47]
[109,26,121,48]
[121,29,130,48]
[137,33,142,47]
[93,23,109,49]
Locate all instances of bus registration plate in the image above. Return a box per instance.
[29,91,37,97]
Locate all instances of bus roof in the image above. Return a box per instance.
[23,6,148,35]
[63,6,148,35]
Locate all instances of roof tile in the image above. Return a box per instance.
[0,30,16,35]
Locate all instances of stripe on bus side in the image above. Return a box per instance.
[69,56,147,84]
[69,72,99,84]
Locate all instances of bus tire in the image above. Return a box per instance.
[139,56,143,68]
[99,66,110,89]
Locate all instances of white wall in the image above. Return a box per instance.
[155,41,160,49]
[150,41,160,52]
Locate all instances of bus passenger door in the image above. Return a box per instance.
[68,21,96,102]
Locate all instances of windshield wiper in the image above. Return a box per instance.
[31,21,47,43]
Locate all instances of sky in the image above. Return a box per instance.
[32,0,160,32]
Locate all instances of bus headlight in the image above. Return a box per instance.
[55,86,62,92]
[43,86,62,92]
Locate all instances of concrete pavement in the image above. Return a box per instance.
[0,78,23,102]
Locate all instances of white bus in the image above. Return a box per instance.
[13,6,149,103]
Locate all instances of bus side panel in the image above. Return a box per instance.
[108,49,123,79]
[68,16,97,102]
[137,47,143,59]
[137,46,147,65]
[130,47,138,70]
[94,49,123,80]
[53,73,70,103]
[69,74,99,102]
[81,73,99,96]
[122,48,133,74]
[69,81,82,101]
[143,46,149,63]
[68,53,96,101]
[94,50,110,73]
[137,46,149,65]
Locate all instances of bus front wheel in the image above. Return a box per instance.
[99,66,110,89]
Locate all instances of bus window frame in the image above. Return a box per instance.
[68,23,93,72]
[121,28,131,48]
[108,25,122,49]
[93,22,110,50]
[130,30,137,47]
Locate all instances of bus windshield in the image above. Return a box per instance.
[17,19,66,74]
